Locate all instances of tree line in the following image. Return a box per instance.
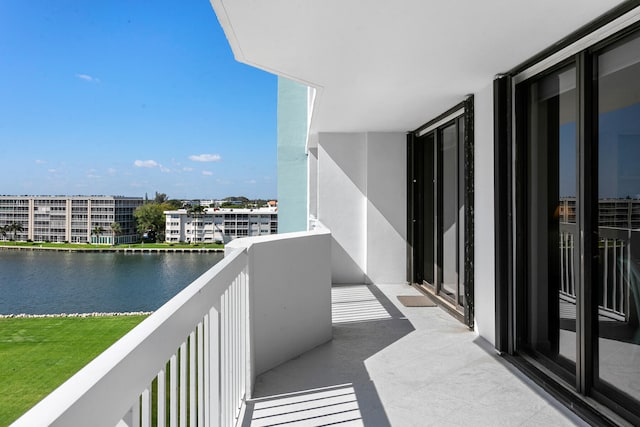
[0,222,23,241]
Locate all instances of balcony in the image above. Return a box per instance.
[11,228,582,426]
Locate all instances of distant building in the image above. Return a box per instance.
[558,197,640,229]
[0,195,143,244]
[164,207,278,243]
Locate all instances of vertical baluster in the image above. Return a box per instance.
[222,287,229,425]
[240,271,249,399]
[180,342,187,427]
[628,240,632,317]
[620,243,625,313]
[233,275,242,419]
[227,280,232,426]
[232,276,238,419]
[197,322,204,427]
[613,240,618,312]
[243,265,252,401]
[560,232,566,293]
[604,239,609,309]
[203,314,210,427]
[170,354,177,427]
[189,331,196,427]
[570,234,576,296]
[561,233,573,295]
[239,274,244,405]
[141,387,151,427]
[158,368,166,427]
[209,307,221,426]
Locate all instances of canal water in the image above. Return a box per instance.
[0,250,224,314]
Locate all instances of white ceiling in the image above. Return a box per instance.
[210,0,626,134]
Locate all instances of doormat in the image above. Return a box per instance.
[397,295,437,307]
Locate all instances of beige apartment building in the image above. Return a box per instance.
[0,195,143,244]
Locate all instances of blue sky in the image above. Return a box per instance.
[0,1,277,200]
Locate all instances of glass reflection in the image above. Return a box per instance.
[441,123,458,299]
[526,65,577,368]
[597,32,640,401]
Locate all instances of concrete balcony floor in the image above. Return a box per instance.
[240,284,587,427]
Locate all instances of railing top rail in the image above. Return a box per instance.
[12,247,248,427]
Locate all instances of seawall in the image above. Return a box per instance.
[0,245,224,253]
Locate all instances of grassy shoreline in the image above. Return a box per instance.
[0,241,224,252]
[0,315,148,426]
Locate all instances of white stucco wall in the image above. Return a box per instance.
[317,133,368,283]
[226,229,332,376]
[366,133,407,284]
[473,83,496,345]
[316,132,406,284]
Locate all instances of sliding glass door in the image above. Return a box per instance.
[522,62,578,379]
[516,27,640,421]
[409,103,472,325]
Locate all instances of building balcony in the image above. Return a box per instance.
[11,228,582,426]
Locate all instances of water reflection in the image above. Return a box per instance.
[0,251,223,314]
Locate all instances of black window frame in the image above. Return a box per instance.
[495,5,640,425]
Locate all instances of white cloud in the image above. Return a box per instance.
[134,160,159,168]
[35,159,46,165]
[107,168,117,175]
[246,179,257,184]
[47,169,57,173]
[76,73,100,83]
[87,174,101,179]
[202,170,213,176]
[160,167,171,173]
[182,167,194,172]
[189,154,221,162]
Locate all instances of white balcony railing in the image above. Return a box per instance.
[12,229,332,427]
[560,222,640,321]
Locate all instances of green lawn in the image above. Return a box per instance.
[0,315,147,426]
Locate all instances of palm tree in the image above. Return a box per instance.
[188,205,206,243]
[110,222,122,245]
[9,222,23,241]
[92,226,104,244]
[0,225,8,241]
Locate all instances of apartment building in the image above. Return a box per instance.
[164,208,278,243]
[0,195,143,244]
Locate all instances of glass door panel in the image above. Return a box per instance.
[440,123,459,300]
[421,133,435,285]
[596,32,640,401]
[525,64,577,372]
